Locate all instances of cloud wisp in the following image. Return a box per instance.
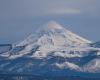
[42,7,81,16]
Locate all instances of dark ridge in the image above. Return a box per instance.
[0,44,12,54]
[0,74,100,80]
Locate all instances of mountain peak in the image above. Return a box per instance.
[17,21,91,47]
[43,21,63,30]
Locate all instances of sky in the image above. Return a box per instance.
[0,0,100,44]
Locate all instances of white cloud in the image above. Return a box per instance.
[42,7,81,15]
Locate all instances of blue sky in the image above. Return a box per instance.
[0,0,100,44]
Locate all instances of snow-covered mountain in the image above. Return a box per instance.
[17,21,91,46]
[0,21,100,77]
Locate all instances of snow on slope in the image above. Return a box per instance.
[90,41,100,48]
[0,21,100,76]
